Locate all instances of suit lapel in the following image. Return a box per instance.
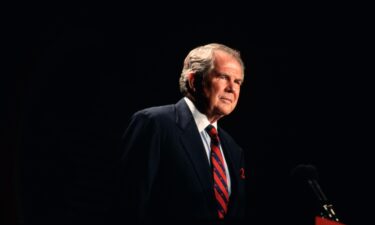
[220,133,240,191]
[175,99,217,215]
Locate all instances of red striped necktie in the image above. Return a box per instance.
[205,124,229,219]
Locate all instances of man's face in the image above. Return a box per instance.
[201,51,244,121]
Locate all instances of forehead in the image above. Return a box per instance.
[214,50,244,78]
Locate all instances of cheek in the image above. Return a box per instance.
[207,87,220,98]
[234,89,240,100]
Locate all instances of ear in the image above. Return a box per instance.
[187,72,196,92]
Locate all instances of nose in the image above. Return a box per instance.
[226,80,236,92]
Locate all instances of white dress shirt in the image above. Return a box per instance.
[184,97,231,194]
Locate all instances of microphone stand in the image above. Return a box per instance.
[307,179,340,222]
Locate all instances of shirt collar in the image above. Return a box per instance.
[184,97,218,132]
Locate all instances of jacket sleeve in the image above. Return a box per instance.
[114,111,161,223]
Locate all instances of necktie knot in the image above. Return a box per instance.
[205,125,219,143]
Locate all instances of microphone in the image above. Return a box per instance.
[291,164,340,222]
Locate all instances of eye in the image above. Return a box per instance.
[219,74,228,79]
[235,80,243,86]
[217,73,229,80]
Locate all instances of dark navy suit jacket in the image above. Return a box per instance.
[116,98,246,224]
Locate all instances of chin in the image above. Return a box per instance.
[214,104,235,116]
[218,108,234,116]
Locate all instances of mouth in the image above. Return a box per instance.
[220,97,233,103]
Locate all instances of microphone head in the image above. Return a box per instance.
[291,164,341,221]
[291,164,319,181]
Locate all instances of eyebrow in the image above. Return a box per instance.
[214,70,244,84]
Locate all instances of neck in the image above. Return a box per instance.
[185,95,223,124]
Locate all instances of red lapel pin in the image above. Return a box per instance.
[240,168,245,179]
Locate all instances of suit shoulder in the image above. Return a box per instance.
[132,104,175,123]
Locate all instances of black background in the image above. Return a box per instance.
[4,3,373,225]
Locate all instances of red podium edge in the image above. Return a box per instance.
[315,216,346,225]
